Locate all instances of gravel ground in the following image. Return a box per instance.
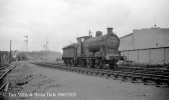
[4,61,169,100]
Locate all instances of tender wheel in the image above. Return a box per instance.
[86,58,94,68]
[77,59,80,67]
[69,59,74,67]
[64,59,68,65]
[109,60,118,69]
[94,58,103,69]
[67,59,70,66]
[81,59,87,68]
[68,59,72,67]
[73,60,78,67]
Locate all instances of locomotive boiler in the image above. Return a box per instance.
[62,27,124,69]
[83,28,120,58]
[84,28,119,52]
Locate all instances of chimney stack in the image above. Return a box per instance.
[96,31,102,37]
[107,27,113,34]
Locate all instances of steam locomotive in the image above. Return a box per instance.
[62,27,125,69]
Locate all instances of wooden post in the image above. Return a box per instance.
[9,40,12,63]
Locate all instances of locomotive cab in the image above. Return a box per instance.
[76,36,90,56]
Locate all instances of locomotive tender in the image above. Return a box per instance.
[62,27,124,69]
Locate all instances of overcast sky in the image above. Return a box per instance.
[0,0,169,52]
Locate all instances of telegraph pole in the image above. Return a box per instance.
[24,35,28,52]
[46,37,48,53]
[45,37,49,62]
[9,40,12,63]
[24,35,28,60]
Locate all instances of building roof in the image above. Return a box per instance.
[120,33,133,39]
[119,27,169,51]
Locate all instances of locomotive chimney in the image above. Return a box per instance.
[107,27,113,34]
[96,31,102,37]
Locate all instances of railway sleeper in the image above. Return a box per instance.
[107,73,117,78]
[87,71,92,75]
[122,74,133,80]
[97,72,103,76]
[33,62,169,86]
[131,75,143,82]
[81,70,87,74]
[141,77,169,85]
[102,73,108,77]
[90,71,95,75]
[85,70,90,75]
[94,71,99,75]
[92,72,98,76]
[112,73,119,79]
[154,78,169,85]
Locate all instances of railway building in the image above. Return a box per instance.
[119,26,169,64]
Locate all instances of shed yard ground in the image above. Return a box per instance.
[4,61,169,100]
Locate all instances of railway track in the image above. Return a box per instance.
[0,62,17,94]
[31,61,169,87]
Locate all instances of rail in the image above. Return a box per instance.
[30,61,169,87]
[0,63,17,92]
